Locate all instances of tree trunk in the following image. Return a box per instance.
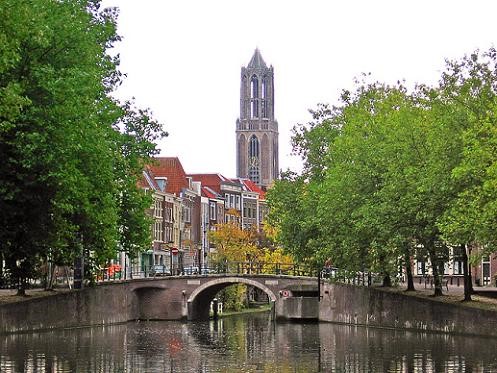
[462,244,472,302]
[404,251,415,291]
[45,259,56,291]
[47,264,56,291]
[431,255,443,296]
[382,274,392,287]
[425,240,443,297]
[467,246,474,294]
[17,277,26,296]
[0,253,3,287]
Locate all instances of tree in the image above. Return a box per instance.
[208,222,259,265]
[268,50,497,299]
[266,171,319,264]
[437,49,497,300]
[0,0,166,293]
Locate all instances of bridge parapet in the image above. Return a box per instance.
[121,274,318,321]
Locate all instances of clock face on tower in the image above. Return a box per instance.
[249,156,259,168]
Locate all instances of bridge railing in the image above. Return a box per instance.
[208,261,318,277]
[320,267,382,286]
[93,261,319,283]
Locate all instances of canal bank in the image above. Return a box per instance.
[2,311,497,372]
[320,282,497,337]
[1,283,497,337]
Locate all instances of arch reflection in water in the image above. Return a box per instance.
[1,312,497,372]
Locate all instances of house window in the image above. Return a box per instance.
[154,200,163,218]
[235,195,240,209]
[154,220,163,242]
[182,205,191,223]
[453,260,463,275]
[209,203,216,220]
[452,246,464,275]
[165,206,172,222]
[416,260,426,276]
[444,261,450,275]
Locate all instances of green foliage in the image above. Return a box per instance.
[218,284,248,312]
[267,49,497,294]
[0,0,166,289]
[266,171,321,264]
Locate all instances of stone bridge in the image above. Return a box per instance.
[0,274,319,334]
[126,274,318,321]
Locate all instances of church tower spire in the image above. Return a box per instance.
[236,49,279,188]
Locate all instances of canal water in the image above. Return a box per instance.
[1,311,497,372]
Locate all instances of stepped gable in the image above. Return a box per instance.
[149,157,188,195]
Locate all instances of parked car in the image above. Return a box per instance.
[183,266,199,275]
[200,267,216,275]
[149,265,171,277]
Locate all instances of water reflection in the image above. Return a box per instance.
[1,312,496,372]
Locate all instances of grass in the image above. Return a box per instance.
[0,288,72,305]
[380,286,497,312]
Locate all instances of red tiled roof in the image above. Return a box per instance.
[189,173,229,194]
[201,186,217,199]
[139,167,160,191]
[232,178,266,199]
[149,157,188,195]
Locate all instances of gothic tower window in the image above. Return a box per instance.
[242,75,248,118]
[248,135,260,184]
[250,75,259,118]
[261,77,268,118]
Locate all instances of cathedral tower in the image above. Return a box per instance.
[236,49,279,188]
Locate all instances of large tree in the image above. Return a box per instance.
[0,0,166,293]
[438,49,497,299]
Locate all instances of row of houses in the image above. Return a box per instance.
[413,248,497,287]
[122,157,497,287]
[125,157,268,276]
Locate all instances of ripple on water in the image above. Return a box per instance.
[1,312,497,372]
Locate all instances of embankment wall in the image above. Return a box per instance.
[0,283,134,334]
[320,282,497,337]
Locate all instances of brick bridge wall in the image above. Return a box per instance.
[0,275,318,334]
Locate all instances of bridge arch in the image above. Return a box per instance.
[186,277,277,320]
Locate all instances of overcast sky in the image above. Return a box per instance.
[101,0,496,177]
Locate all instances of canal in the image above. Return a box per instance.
[1,311,497,372]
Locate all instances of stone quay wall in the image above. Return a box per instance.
[0,283,135,334]
[319,282,497,337]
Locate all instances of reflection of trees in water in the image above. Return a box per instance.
[319,324,497,372]
[0,325,127,372]
[1,317,497,372]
